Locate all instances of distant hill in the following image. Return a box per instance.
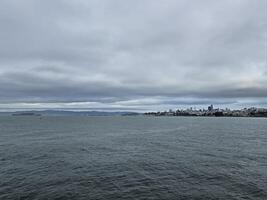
[1,110,140,116]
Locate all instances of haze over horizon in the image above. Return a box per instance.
[1,0,267,111]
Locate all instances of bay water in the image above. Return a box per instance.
[0,116,267,199]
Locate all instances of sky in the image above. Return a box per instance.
[1,0,267,112]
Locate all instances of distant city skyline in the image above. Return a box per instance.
[1,0,267,111]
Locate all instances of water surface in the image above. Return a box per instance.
[0,116,267,199]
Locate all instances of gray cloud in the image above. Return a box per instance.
[1,0,267,110]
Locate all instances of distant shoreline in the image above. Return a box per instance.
[0,110,141,117]
[0,106,267,118]
[144,106,267,118]
[143,114,267,118]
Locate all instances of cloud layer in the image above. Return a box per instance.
[1,0,267,110]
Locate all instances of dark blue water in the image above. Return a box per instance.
[0,116,267,200]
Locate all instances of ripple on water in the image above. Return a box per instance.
[0,116,267,200]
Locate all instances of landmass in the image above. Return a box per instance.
[144,105,267,117]
[0,110,140,117]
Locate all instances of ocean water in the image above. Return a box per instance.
[0,116,267,200]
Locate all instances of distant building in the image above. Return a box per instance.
[208,104,214,112]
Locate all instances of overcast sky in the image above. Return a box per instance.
[1,0,267,111]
